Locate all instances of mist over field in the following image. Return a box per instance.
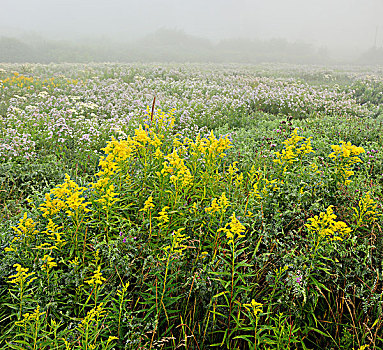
[0,0,382,64]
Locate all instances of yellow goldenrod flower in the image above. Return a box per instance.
[116,281,130,298]
[107,336,119,344]
[42,219,66,249]
[156,206,170,226]
[189,202,198,214]
[85,266,107,287]
[274,129,312,166]
[95,184,119,210]
[69,257,80,266]
[176,165,193,188]
[161,150,183,175]
[11,212,39,238]
[171,228,189,256]
[4,246,16,252]
[78,303,105,330]
[243,299,263,318]
[8,264,37,286]
[41,255,57,271]
[173,134,183,148]
[39,174,91,218]
[228,162,239,177]
[36,242,57,250]
[154,147,164,160]
[352,192,379,226]
[188,132,231,162]
[234,172,244,187]
[356,345,369,350]
[329,141,364,160]
[306,206,352,244]
[205,198,221,214]
[218,192,230,210]
[133,125,151,145]
[90,176,109,190]
[328,141,365,185]
[140,196,155,212]
[160,228,190,260]
[219,213,246,245]
[205,192,230,215]
[15,306,45,327]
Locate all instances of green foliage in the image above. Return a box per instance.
[1,63,383,349]
[348,78,383,118]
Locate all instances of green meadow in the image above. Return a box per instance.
[0,63,383,349]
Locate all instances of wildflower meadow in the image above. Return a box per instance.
[0,63,383,349]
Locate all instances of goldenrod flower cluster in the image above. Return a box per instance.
[11,212,39,239]
[91,118,170,216]
[141,196,155,212]
[353,192,380,226]
[69,257,80,266]
[94,183,119,210]
[89,112,232,229]
[243,299,263,318]
[305,206,352,243]
[187,132,231,163]
[98,125,162,175]
[228,162,239,178]
[170,228,189,256]
[8,264,37,286]
[329,141,365,160]
[154,147,164,160]
[41,255,57,271]
[4,244,17,253]
[5,213,39,252]
[39,174,91,218]
[234,172,244,188]
[219,213,246,245]
[189,202,199,215]
[274,129,313,166]
[156,206,170,227]
[162,150,193,188]
[116,281,130,298]
[205,192,230,215]
[160,228,190,260]
[78,303,106,330]
[84,266,107,287]
[37,219,65,250]
[144,107,175,133]
[133,124,152,145]
[328,141,365,185]
[15,306,45,327]
[249,168,280,200]
[1,72,65,91]
[97,154,121,178]
[1,72,35,89]
[355,345,370,350]
[203,131,232,158]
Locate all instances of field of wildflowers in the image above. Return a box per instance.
[0,63,383,349]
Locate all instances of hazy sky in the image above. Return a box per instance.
[1,0,382,49]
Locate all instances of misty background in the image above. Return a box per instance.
[0,0,382,64]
